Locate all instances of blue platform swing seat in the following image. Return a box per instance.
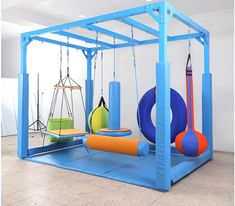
[18,1,213,192]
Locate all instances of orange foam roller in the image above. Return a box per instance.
[83,135,149,156]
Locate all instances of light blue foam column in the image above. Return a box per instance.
[155,2,171,192]
[108,81,120,130]
[202,35,213,159]
[18,35,30,158]
[84,51,94,132]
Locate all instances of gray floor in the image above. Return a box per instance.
[1,134,234,206]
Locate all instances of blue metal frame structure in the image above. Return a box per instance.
[18,1,213,191]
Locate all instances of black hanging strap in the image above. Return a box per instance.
[186,53,191,67]
[186,53,192,76]
[98,96,108,109]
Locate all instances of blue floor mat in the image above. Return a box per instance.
[25,145,190,189]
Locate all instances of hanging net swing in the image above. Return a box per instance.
[42,38,88,142]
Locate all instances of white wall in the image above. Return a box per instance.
[1,9,234,152]
[1,37,20,78]
[1,79,18,136]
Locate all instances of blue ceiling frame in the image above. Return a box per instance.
[22,1,209,52]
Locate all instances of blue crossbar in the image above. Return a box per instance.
[91,32,202,51]
[28,139,83,156]
[54,31,114,48]
[120,17,159,37]
[31,36,89,51]
[167,4,209,34]
[86,25,139,44]
[171,151,211,183]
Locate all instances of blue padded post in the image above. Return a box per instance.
[18,73,29,158]
[18,35,30,159]
[85,51,94,132]
[202,35,213,160]
[155,2,171,192]
[109,81,120,130]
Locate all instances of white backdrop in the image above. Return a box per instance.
[1,9,234,152]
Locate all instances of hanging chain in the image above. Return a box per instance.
[93,32,99,92]
[188,27,191,55]
[66,37,69,76]
[131,26,137,73]
[59,45,62,81]
[101,50,104,96]
[113,37,116,81]
[131,26,143,139]
[188,27,192,67]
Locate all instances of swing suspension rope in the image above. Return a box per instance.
[45,38,86,136]
[93,32,104,97]
[47,45,64,122]
[113,37,116,81]
[131,26,143,139]
[188,28,192,56]
[89,32,109,134]
[101,50,104,96]
[93,32,99,92]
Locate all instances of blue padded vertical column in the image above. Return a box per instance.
[202,37,213,160]
[18,35,30,159]
[202,73,212,156]
[109,81,120,130]
[156,63,171,191]
[85,51,94,132]
[18,73,29,158]
[155,2,171,192]
[85,79,93,131]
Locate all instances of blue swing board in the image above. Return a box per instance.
[42,129,88,139]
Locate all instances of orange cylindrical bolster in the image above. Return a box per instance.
[83,135,149,156]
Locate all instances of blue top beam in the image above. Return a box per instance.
[31,36,89,51]
[167,4,209,35]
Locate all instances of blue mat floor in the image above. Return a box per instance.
[25,145,192,189]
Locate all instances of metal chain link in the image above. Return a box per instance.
[67,37,70,76]
[131,26,143,140]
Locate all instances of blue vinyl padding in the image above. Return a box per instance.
[96,130,132,137]
[109,81,120,130]
[137,87,187,143]
[25,145,195,189]
[85,79,94,132]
